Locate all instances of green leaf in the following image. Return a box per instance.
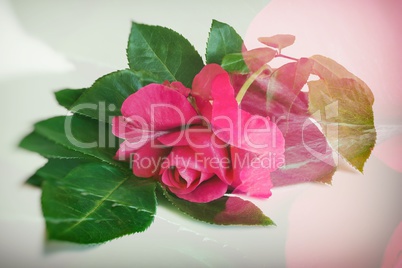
[42,163,156,244]
[221,53,249,74]
[206,20,243,64]
[26,159,92,187]
[19,131,90,159]
[33,115,124,168]
[25,174,44,188]
[127,22,204,88]
[162,188,274,226]
[309,55,374,104]
[221,48,276,74]
[55,70,160,122]
[55,88,86,110]
[308,75,376,172]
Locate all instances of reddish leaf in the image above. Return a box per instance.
[271,114,336,186]
[214,196,274,225]
[308,78,376,172]
[162,187,274,226]
[309,55,374,104]
[232,59,336,186]
[266,58,313,128]
[309,55,376,172]
[243,47,277,72]
[258,34,296,52]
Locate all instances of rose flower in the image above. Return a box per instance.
[113,64,285,202]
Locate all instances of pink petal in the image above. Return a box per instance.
[233,163,272,198]
[191,64,227,121]
[161,167,216,197]
[158,126,231,184]
[161,146,210,173]
[161,169,175,187]
[177,166,201,187]
[163,80,191,97]
[161,168,182,188]
[230,146,274,198]
[211,72,285,156]
[161,168,202,195]
[167,183,199,196]
[175,176,228,203]
[130,140,171,178]
[192,64,227,101]
[199,171,215,183]
[157,129,189,147]
[112,116,169,149]
[114,140,137,161]
[184,130,231,185]
[121,83,200,131]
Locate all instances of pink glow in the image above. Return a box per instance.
[246,0,402,266]
[245,0,402,122]
[381,222,402,268]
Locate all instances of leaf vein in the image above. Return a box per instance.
[59,178,128,235]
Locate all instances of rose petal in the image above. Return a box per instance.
[192,64,227,101]
[114,140,137,161]
[175,176,228,203]
[191,64,227,121]
[112,116,169,149]
[199,171,215,183]
[121,83,200,131]
[162,168,181,188]
[130,140,170,178]
[162,146,210,173]
[158,126,231,184]
[161,168,179,188]
[162,168,202,195]
[211,72,285,155]
[163,81,191,97]
[177,166,201,187]
[230,146,274,198]
[157,129,189,147]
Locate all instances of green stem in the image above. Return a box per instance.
[236,64,268,104]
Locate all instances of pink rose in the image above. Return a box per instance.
[113,64,285,202]
[112,82,200,178]
[192,64,285,198]
[158,126,232,203]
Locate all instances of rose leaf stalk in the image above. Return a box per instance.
[235,64,268,104]
[235,52,298,104]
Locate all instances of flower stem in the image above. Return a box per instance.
[236,64,268,104]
